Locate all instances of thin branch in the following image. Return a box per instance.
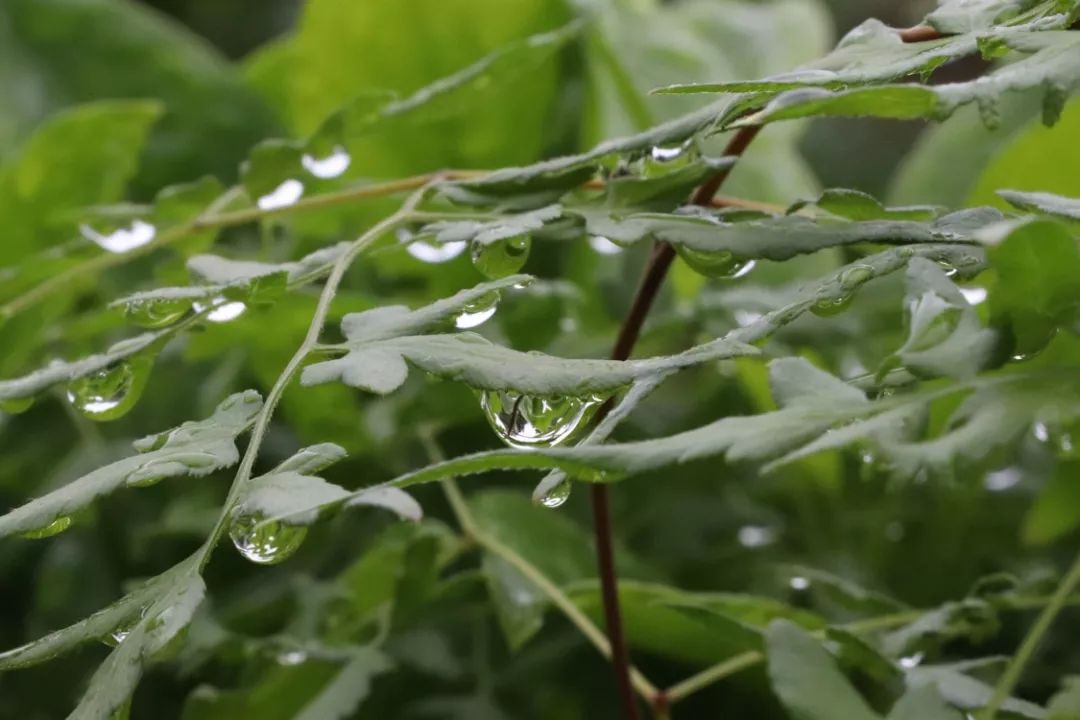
[195,185,431,562]
[592,123,764,720]
[419,430,660,702]
[983,552,1080,719]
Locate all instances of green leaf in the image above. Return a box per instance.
[483,554,546,651]
[789,188,943,221]
[2,0,277,194]
[988,218,1080,357]
[926,0,1076,34]
[765,620,880,720]
[886,685,964,720]
[292,649,392,720]
[907,664,1047,719]
[0,100,162,261]
[885,258,997,379]
[0,391,262,539]
[1047,676,1080,720]
[882,600,1000,657]
[1000,189,1080,220]
[1022,461,1080,544]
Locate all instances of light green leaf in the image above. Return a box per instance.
[1022,461,1080,545]
[887,685,964,720]
[765,619,880,720]
[1000,189,1080,220]
[1047,676,1080,720]
[927,0,1077,34]
[908,664,1047,719]
[483,554,546,651]
[292,649,392,720]
[0,391,262,539]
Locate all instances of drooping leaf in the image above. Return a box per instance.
[907,664,1047,719]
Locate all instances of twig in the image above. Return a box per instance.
[592,123,763,720]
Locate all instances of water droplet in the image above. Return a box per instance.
[839,264,873,289]
[123,297,191,329]
[229,512,307,565]
[470,234,532,279]
[984,467,1021,492]
[399,228,467,263]
[194,297,248,323]
[67,354,153,422]
[899,652,924,670]
[1033,422,1077,459]
[733,310,763,327]
[18,515,72,539]
[789,576,810,591]
[533,475,572,508]
[675,246,755,279]
[737,525,778,548]
[936,261,959,278]
[959,286,987,305]
[588,235,623,255]
[125,461,168,488]
[810,291,854,317]
[638,139,699,177]
[278,650,307,666]
[455,291,499,329]
[257,179,304,211]
[479,390,605,448]
[301,146,351,179]
[0,396,35,414]
[80,219,157,254]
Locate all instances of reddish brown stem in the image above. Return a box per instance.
[590,125,762,720]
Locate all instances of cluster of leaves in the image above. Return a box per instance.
[1,0,1080,719]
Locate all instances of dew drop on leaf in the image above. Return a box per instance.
[301,146,351,179]
[479,390,604,448]
[470,234,531,279]
[256,179,304,211]
[455,291,500,329]
[588,235,623,255]
[194,297,248,323]
[838,264,873,290]
[676,245,755,279]
[400,227,467,264]
[18,515,72,540]
[229,512,307,565]
[67,353,154,422]
[637,139,698,177]
[810,291,854,317]
[533,475,571,509]
[80,219,158,254]
[123,297,192,329]
[0,396,35,415]
[125,462,168,488]
[102,610,144,647]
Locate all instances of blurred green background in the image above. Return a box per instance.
[3,0,1080,718]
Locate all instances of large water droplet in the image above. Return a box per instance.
[455,291,499,329]
[810,291,854,317]
[400,228,467,263]
[123,297,192,329]
[676,245,755,279]
[588,235,623,255]
[301,146,351,179]
[638,139,698,178]
[0,396,35,415]
[194,297,248,323]
[257,179,304,211]
[80,219,157,254]
[103,609,145,646]
[18,515,72,539]
[229,512,307,565]
[470,234,531,279]
[839,264,873,290]
[479,390,604,448]
[533,475,571,508]
[66,353,153,422]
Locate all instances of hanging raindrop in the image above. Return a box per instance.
[533,474,572,508]
[80,219,157,254]
[66,353,154,422]
[123,297,192,329]
[229,511,307,565]
[0,396,35,415]
[479,390,605,448]
[455,291,500,329]
[18,515,72,540]
[470,234,531,279]
[675,245,755,279]
[301,146,351,179]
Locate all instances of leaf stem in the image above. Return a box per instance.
[982,551,1080,719]
[593,124,763,720]
[195,184,431,564]
[420,430,660,703]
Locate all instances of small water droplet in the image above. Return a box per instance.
[301,146,351,179]
[534,475,572,508]
[936,261,959,278]
[257,179,304,211]
[103,610,145,647]
[229,512,307,565]
[959,286,987,305]
[480,390,605,448]
[789,576,810,591]
[278,650,308,666]
[470,234,532,279]
[1033,422,1077,458]
[839,264,873,289]
[676,246,755,279]
[125,461,168,488]
[588,235,623,255]
[455,291,499,329]
[984,467,1021,492]
[637,139,699,177]
[400,228,467,264]
[194,297,248,323]
[0,396,35,415]
[80,219,157,254]
[733,310,763,327]
[810,291,854,317]
[123,297,192,329]
[899,652,924,669]
[18,515,72,539]
[737,525,778,548]
[67,354,153,422]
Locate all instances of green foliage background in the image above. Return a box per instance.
[1,0,1079,719]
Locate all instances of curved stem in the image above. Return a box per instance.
[195,186,430,563]
[982,552,1080,719]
